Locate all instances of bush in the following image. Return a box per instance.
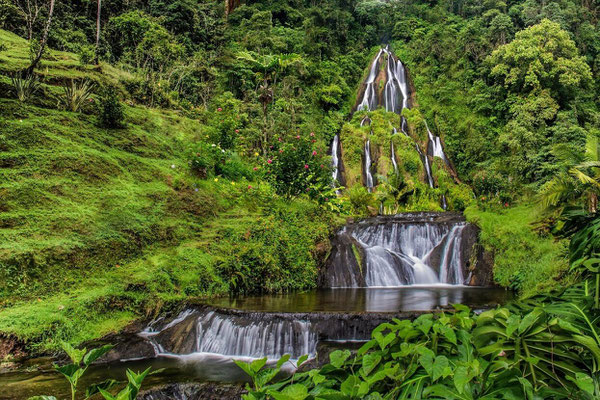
[77,44,95,66]
[262,132,332,198]
[190,142,253,181]
[97,88,125,128]
[348,185,376,216]
[11,73,40,102]
[59,79,95,112]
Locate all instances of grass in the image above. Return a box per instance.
[0,30,335,353]
[464,203,571,296]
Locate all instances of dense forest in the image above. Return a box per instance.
[1,0,600,398]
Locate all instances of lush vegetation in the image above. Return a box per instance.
[1,0,600,397]
[239,285,600,399]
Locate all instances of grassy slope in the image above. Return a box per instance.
[465,203,571,296]
[0,30,334,353]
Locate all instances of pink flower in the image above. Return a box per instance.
[320,164,324,168]
[304,164,309,169]
[217,107,222,112]
[278,138,282,142]
[504,202,509,207]
[296,135,300,139]
[267,159,273,164]
[235,129,239,133]
[306,188,310,192]
[270,145,273,149]
[325,198,328,201]
[248,185,253,189]
[310,132,315,137]
[253,167,258,171]
[312,151,317,156]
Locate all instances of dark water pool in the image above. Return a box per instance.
[209,287,512,313]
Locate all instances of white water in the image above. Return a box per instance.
[352,221,467,286]
[365,140,374,191]
[426,121,447,161]
[141,309,317,360]
[391,140,398,173]
[331,133,340,187]
[357,49,383,111]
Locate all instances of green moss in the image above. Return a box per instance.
[464,203,571,296]
[352,243,362,273]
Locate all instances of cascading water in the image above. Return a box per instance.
[331,133,341,191]
[364,140,374,191]
[415,143,434,188]
[390,140,398,173]
[140,309,317,360]
[426,122,447,161]
[357,49,383,111]
[322,214,475,288]
[354,221,466,286]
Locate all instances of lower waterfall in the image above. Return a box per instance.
[140,309,317,360]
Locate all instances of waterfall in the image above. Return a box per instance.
[324,215,471,288]
[441,194,448,210]
[415,143,434,188]
[426,122,447,161]
[357,49,383,112]
[383,48,400,114]
[141,309,317,360]
[331,133,340,188]
[353,220,468,286]
[364,140,374,191]
[391,140,398,173]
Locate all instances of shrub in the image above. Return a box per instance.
[11,73,40,102]
[59,79,95,112]
[348,185,376,216]
[97,88,125,128]
[77,44,95,66]
[263,132,332,198]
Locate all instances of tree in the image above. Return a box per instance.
[540,132,600,214]
[23,0,55,76]
[487,19,592,100]
[95,0,101,64]
[236,51,300,155]
[14,0,42,40]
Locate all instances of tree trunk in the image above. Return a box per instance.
[23,0,55,76]
[95,0,101,65]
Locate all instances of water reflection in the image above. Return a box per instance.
[210,287,512,313]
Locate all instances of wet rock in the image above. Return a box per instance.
[139,382,246,400]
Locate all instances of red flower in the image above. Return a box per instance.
[235,129,239,133]
[248,185,253,189]
[320,164,324,168]
[312,151,317,156]
[311,139,316,143]
[304,164,309,169]
[253,167,258,171]
[217,107,222,112]
[279,149,284,153]
[504,202,509,207]
[267,159,272,164]
[325,198,328,201]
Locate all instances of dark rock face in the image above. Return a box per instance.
[139,382,246,400]
[319,213,495,288]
